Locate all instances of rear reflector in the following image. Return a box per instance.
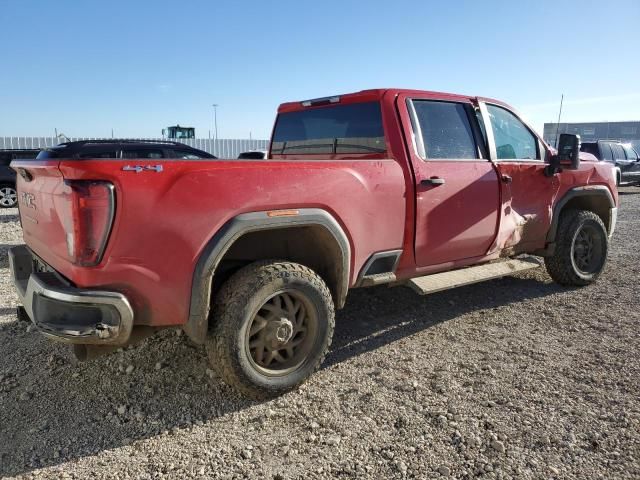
[63,181,115,267]
[267,209,300,217]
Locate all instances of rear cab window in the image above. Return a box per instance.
[271,102,386,156]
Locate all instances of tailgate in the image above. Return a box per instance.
[12,160,71,268]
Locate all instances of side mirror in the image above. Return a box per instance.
[546,133,581,176]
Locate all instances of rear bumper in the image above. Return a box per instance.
[8,245,133,345]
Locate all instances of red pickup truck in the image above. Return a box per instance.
[9,89,618,398]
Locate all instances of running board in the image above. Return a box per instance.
[407,257,541,295]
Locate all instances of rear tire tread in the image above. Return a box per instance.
[207,260,334,399]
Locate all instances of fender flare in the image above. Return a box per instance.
[546,185,615,243]
[184,208,351,344]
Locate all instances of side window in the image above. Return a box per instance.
[411,100,478,159]
[600,143,614,162]
[623,145,638,161]
[486,104,539,160]
[78,150,118,159]
[122,149,164,159]
[580,143,599,157]
[171,149,204,159]
[610,144,626,161]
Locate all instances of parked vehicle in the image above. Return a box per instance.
[0,149,40,207]
[162,125,196,140]
[9,89,618,398]
[238,150,268,159]
[580,140,640,185]
[34,139,216,160]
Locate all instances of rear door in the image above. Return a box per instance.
[398,94,500,267]
[478,101,558,252]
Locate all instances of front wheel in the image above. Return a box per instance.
[207,261,335,399]
[0,184,18,208]
[545,209,608,286]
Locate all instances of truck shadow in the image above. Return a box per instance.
[618,185,640,195]
[326,274,565,367]
[0,273,565,477]
[0,243,16,269]
[0,211,19,223]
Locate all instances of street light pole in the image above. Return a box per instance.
[212,104,219,142]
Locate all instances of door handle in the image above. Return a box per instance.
[501,174,512,184]
[421,177,445,186]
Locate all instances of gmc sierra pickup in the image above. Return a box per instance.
[9,89,618,398]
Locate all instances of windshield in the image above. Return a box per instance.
[271,102,386,155]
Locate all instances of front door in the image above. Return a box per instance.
[400,95,501,267]
[478,101,559,252]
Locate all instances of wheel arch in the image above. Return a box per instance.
[546,186,615,244]
[614,167,622,186]
[185,208,351,344]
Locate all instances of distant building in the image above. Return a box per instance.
[544,121,640,151]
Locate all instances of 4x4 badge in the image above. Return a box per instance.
[122,165,163,173]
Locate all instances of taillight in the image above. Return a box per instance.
[64,181,115,267]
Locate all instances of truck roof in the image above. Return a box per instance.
[277,88,508,113]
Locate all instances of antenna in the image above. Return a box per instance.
[554,94,564,148]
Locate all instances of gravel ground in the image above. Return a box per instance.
[1,187,639,479]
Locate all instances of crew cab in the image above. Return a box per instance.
[9,89,618,398]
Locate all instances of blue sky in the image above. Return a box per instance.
[1,0,638,139]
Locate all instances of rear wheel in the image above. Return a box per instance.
[545,209,608,286]
[0,184,17,208]
[207,261,335,399]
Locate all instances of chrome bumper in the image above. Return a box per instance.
[8,245,133,345]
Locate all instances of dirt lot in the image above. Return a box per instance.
[1,187,639,480]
